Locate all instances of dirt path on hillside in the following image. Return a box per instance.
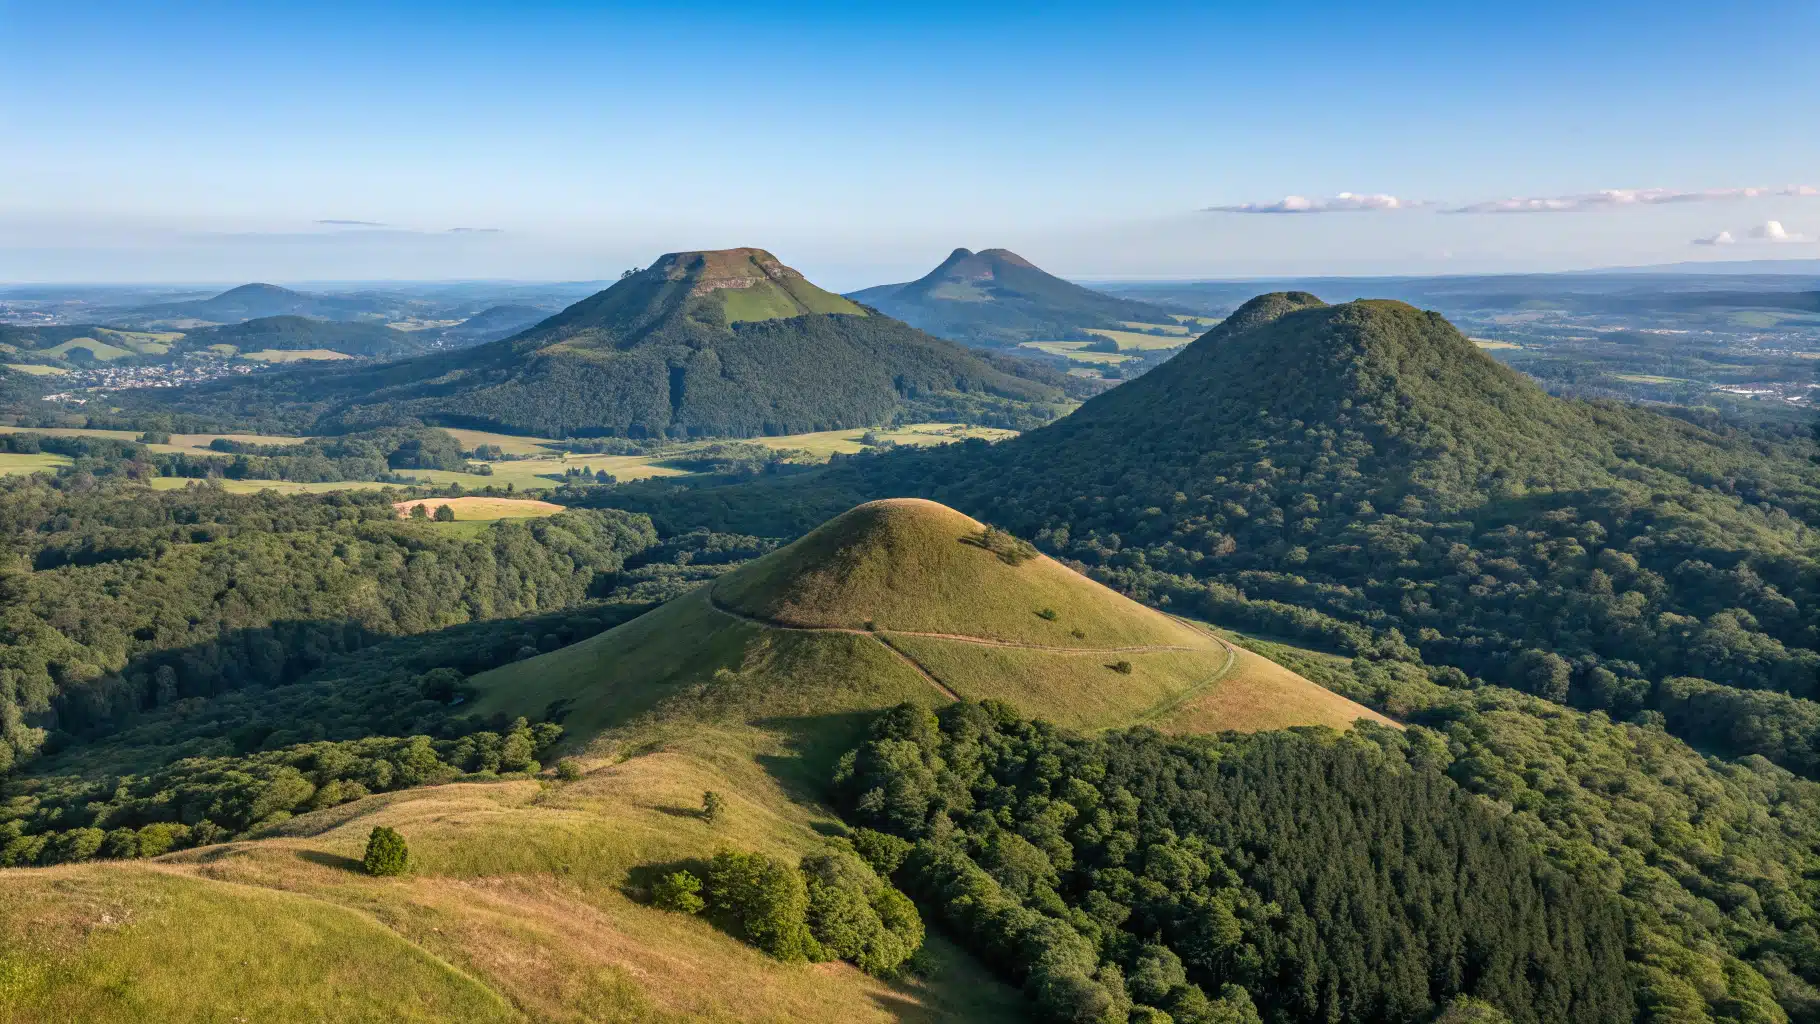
[705,590,1206,653]
[704,588,1240,706]
[704,590,959,699]
[1131,618,1242,724]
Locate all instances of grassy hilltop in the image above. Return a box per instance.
[469,498,1386,743]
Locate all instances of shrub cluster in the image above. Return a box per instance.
[649,845,923,978]
[362,825,408,876]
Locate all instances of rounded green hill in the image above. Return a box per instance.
[715,498,1208,647]
[467,499,1385,740]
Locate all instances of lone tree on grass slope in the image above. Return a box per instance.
[363,825,408,876]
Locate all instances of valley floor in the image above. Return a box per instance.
[0,421,1015,494]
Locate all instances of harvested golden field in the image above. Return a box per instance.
[391,496,566,520]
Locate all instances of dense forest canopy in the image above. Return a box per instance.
[834,701,1633,1024]
[0,477,657,775]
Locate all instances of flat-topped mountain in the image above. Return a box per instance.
[132,249,1070,437]
[849,247,1184,347]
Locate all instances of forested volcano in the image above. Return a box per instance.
[587,294,1820,1020]
[617,292,1820,777]
[133,248,1069,437]
[915,292,1820,719]
[849,247,1183,347]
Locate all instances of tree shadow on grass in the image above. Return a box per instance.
[750,710,883,807]
[620,856,713,903]
[864,991,944,1024]
[648,804,709,821]
[295,848,364,873]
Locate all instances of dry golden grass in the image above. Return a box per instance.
[440,428,558,457]
[392,496,565,520]
[1082,328,1187,351]
[0,865,518,1023]
[240,348,356,362]
[473,500,1378,746]
[0,453,72,477]
[884,637,1230,731]
[1152,643,1398,734]
[167,430,311,449]
[467,589,941,754]
[717,499,1212,648]
[1016,341,1136,365]
[1118,320,1192,335]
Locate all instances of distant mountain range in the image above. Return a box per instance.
[132,248,1073,437]
[848,247,1185,347]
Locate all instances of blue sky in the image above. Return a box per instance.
[2,0,1817,286]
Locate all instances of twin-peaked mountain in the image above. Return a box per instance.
[147,249,1069,437]
[848,247,1183,347]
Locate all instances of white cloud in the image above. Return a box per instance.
[1449,184,1817,214]
[1205,192,1429,214]
[315,219,387,227]
[1208,184,1818,217]
[1750,220,1812,243]
[1691,220,1813,246]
